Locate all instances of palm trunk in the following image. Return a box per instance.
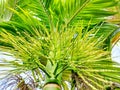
[43,83,61,90]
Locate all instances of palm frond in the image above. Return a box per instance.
[0,0,17,22]
[0,74,36,90]
[0,0,120,89]
[12,0,52,29]
[43,0,118,28]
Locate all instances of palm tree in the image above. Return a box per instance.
[0,0,120,90]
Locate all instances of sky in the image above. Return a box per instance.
[111,42,120,64]
[0,52,15,78]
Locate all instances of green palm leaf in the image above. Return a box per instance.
[0,0,17,22]
[0,0,120,89]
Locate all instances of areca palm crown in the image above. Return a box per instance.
[0,0,120,90]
